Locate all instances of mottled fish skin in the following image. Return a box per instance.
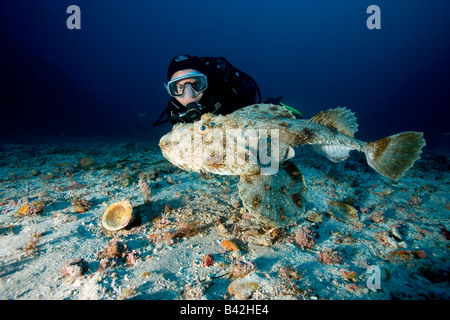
[159,104,425,227]
[161,104,359,175]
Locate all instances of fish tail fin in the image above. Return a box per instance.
[365,132,426,181]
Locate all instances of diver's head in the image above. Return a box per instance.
[165,55,208,107]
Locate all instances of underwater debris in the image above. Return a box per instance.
[387,250,426,263]
[23,231,44,255]
[153,215,172,229]
[201,254,215,268]
[216,223,229,237]
[97,236,137,270]
[228,259,257,279]
[369,210,385,223]
[148,232,173,245]
[41,172,56,180]
[328,200,359,223]
[61,258,89,279]
[132,162,141,170]
[17,204,30,216]
[118,170,135,187]
[294,225,317,250]
[332,231,357,245]
[278,265,304,281]
[240,210,253,220]
[408,196,422,207]
[221,240,239,251]
[262,226,284,244]
[182,282,206,300]
[359,206,370,214]
[374,231,399,248]
[228,281,259,300]
[98,237,127,259]
[17,200,45,216]
[172,222,200,239]
[231,199,241,209]
[64,182,88,191]
[79,157,95,168]
[119,284,137,300]
[70,196,90,213]
[318,247,343,265]
[101,201,134,231]
[340,269,358,282]
[138,178,152,204]
[390,225,404,242]
[306,210,323,223]
[167,176,175,185]
[344,283,362,294]
[125,250,139,267]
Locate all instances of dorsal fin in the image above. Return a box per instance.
[231,104,296,120]
[310,107,358,137]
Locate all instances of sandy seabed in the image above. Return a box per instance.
[0,141,448,300]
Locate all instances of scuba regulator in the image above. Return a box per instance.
[152,102,207,126]
[182,102,206,122]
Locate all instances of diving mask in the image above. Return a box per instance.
[165,72,208,97]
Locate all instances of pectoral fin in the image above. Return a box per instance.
[312,144,353,162]
[238,161,306,228]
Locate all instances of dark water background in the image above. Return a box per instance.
[1,0,449,149]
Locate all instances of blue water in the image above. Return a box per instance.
[1,0,449,148]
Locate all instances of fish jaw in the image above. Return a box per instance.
[159,123,203,173]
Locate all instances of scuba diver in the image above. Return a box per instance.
[152,54,302,126]
[152,54,262,126]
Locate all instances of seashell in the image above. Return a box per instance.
[221,240,239,251]
[306,210,323,223]
[228,281,259,300]
[18,203,30,215]
[102,201,134,231]
[328,200,359,223]
[217,223,229,236]
[79,157,95,167]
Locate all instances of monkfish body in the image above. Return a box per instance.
[160,104,425,227]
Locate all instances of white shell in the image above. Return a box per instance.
[328,201,359,223]
[102,201,133,231]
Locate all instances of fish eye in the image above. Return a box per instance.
[197,124,210,134]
